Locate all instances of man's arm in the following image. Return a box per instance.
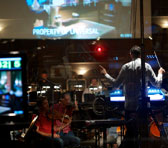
[147,65,165,87]
[99,65,125,88]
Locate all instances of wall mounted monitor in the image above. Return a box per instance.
[0,54,27,121]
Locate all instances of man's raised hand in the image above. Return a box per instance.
[99,65,107,75]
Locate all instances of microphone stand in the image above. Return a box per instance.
[42,78,58,139]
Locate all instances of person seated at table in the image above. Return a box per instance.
[82,78,103,102]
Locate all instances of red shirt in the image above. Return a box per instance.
[33,114,56,134]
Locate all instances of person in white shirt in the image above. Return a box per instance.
[82,78,103,102]
[99,45,165,148]
[100,45,165,111]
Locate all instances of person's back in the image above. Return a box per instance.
[100,45,165,111]
[122,58,142,111]
[99,45,165,148]
[122,58,162,111]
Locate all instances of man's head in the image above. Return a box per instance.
[90,78,98,86]
[37,96,49,111]
[130,45,141,59]
[41,71,48,80]
[61,92,71,106]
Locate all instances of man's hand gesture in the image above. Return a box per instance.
[158,67,165,74]
[99,65,107,75]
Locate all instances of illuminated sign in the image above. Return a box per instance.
[33,26,99,37]
[0,57,22,70]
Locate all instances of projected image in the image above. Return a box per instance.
[25,0,132,39]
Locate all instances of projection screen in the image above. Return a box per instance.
[0,0,151,39]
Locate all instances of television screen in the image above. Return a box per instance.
[0,0,149,39]
[0,56,27,117]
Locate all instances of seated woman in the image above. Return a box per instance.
[33,96,64,148]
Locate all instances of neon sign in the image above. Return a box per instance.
[0,58,22,70]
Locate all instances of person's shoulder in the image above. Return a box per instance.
[54,101,63,109]
[36,113,45,121]
[54,103,59,108]
[145,62,150,66]
[32,114,38,119]
[122,62,130,69]
[145,62,152,69]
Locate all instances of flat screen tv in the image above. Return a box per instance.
[0,54,27,122]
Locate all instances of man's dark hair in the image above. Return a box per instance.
[61,92,71,99]
[36,96,48,108]
[41,70,48,74]
[90,77,98,83]
[130,45,141,58]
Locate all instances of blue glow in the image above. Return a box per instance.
[120,34,124,37]
[110,90,123,96]
[26,0,34,6]
[147,55,156,59]
[38,0,47,4]
[14,110,24,115]
[110,96,125,102]
[0,57,21,61]
[0,57,22,70]
[26,0,47,6]
[147,88,164,96]
[109,4,114,11]
[109,63,120,69]
[33,26,99,37]
[5,95,10,100]
[148,94,164,101]
[120,34,132,38]
[147,60,157,67]
[110,88,165,102]
[113,57,119,61]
